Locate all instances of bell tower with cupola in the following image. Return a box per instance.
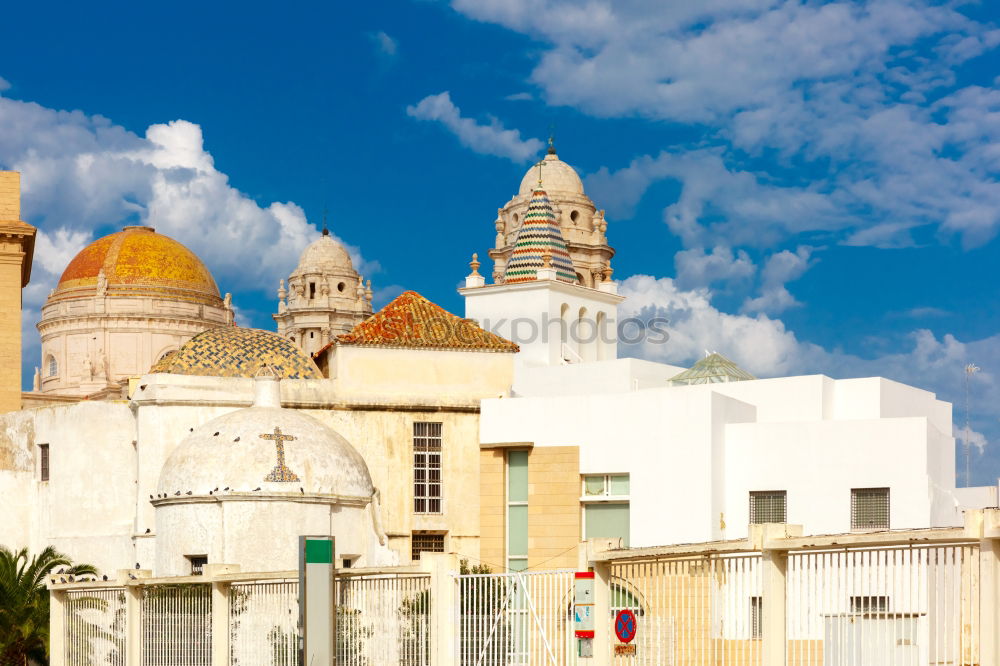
[488,139,615,287]
[273,221,373,357]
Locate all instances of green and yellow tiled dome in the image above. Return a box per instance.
[151,327,322,379]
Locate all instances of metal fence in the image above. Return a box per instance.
[456,569,577,666]
[64,587,127,666]
[336,572,432,666]
[229,581,299,666]
[141,584,213,666]
[785,543,979,666]
[609,553,762,666]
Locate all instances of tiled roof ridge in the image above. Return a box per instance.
[335,290,519,352]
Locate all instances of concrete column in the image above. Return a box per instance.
[979,509,1000,666]
[420,552,459,666]
[590,560,612,662]
[49,589,67,666]
[125,585,143,666]
[761,548,787,666]
[211,581,231,666]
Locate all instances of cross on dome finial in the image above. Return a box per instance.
[321,208,329,237]
[547,127,556,155]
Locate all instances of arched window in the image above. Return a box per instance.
[337,282,346,292]
[570,210,579,223]
[47,355,57,377]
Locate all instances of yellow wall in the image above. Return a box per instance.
[479,448,507,571]
[0,172,33,414]
[528,446,581,570]
[478,445,582,572]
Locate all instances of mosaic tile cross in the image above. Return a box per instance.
[260,426,300,482]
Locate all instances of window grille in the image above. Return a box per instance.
[39,444,49,482]
[413,422,442,513]
[749,491,787,524]
[47,355,57,377]
[851,487,890,531]
[411,533,445,561]
[750,596,763,639]
[851,595,889,613]
[187,555,207,575]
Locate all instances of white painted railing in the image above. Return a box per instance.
[140,584,212,666]
[228,581,298,666]
[455,569,577,666]
[336,572,432,666]
[64,587,127,666]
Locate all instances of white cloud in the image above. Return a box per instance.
[406,91,543,162]
[371,30,398,56]
[742,246,814,315]
[454,0,1000,248]
[674,245,755,290]
[956,425,988,454]
[0,76,10,92]
[0,89,377,356]
[505,92,533,101]
[617,274,1000,433]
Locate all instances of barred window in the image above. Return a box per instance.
[47,355,57,377]
[39,444,49,482]
[411,533,445,561]
[187,555,207,575]
[851,596,889,613]
[413,422,442,514]
[750,596,762,639]
[749,491,787,524]
[851,487,890,531]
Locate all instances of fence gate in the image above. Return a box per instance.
[456,569,577,666]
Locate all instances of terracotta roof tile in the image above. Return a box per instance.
[336,291,519,353]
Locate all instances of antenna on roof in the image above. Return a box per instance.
[964,363,981,487]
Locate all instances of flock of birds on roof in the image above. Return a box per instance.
[150,486,306,499]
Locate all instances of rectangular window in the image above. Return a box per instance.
[309,282,316,299]
[411,533,445,561]
[39,444,49,482]
[507,450,529,571]
[851,487,890,531]
[749,491,787,524]
[413,422,442,514]
[850,596,889,614]
[750,596,763,639]
[187,555,207,576]
[582,474,629,497]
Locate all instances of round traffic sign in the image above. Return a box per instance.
[615,609,637,643]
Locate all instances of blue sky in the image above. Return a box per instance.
[1,1,999,482]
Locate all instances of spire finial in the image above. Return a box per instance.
[321,208,329,236]
[469,252,481,276]
[547,125,556,155]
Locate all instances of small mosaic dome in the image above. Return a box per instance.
[150,326,322,379]
[156,377,372,499]
[51,226,222,306]
[291,232,354,277]
[518,152,585,196]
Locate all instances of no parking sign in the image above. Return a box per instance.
[614,609,637,655]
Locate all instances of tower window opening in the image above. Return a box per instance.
[47,355,57,377]
[310,331,314,339]
[309,282,316,299]
[337,282,345,292]
[570,210,579,222]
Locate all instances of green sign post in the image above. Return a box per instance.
[299,536,335,666]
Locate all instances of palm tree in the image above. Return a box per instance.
[0,546,97,666]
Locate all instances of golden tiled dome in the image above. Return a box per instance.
[51,226,222,306]
[150,326,322,379]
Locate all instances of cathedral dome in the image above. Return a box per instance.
[156,377,373,499]
[518,152,585,196]
[291,232,354,277]
[150,326,322,379]
[51,226,222,306]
